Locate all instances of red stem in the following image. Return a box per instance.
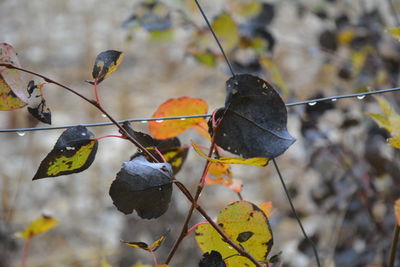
[187,221,208,236]
[94,134,126,141]
[93,80,100,103]
[149,247,158,266]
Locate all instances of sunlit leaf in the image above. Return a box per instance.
[33,126,98,180]
[109,156,173,219]
[205,162,243,192]
[89,50,124,84]
[212,74,295,158]
[212,13,239,53]
[395,199,400,226]
[192,142,269,167]
[16,214,58,239]
[199,250,227,267]
[387,27,400,42]
[149,97,208,139]
[195,200,273,266]
[122,234,165,251]
[26,80,51,124]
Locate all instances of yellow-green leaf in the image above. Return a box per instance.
[195,200,273,266]
[16,215,58,239]
[149,97,208,139]
[212,13,239,53]
[230,0,262,18]
[33,126,98,180]
[192,142,269,167]
[260,58,289,96]
[0,75,27,110]
[387,27,400,42]
[122,235,166,252]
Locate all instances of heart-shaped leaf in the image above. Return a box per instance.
[195,200,273,266]
[109,156,173,219]
[33,126,98,180]
[26,80,51,124]
[213,74,295,159]
[89,50,124,84]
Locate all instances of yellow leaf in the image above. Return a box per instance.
[195,201,273,266]
[387,27,400,42]
[212,13,239,53]
[230,0,262,18]
[388,137,400,149]
[260,58,289,96]
[192,142,269,167]
[395,199,400,226]
[132,264,152,267]
[101,259,113,267]
[122,235,166,252]
[0,75,27,110]
[338,29,354,45]
[149,97,208,139]
[16,215,58,239]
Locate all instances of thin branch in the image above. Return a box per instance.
[389,224,400,267]
[272,159,321,267]
[1,85,400,133]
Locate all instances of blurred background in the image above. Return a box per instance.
[1,0,400,266]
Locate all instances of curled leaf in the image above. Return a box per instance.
[109,156,173,219]
[16,214,58,239]
[192,142,269,167]
[149,97,208,139]
[33,126,98,180]
[213,74,295,159]
[122,235,166,251]
[89,50,124,84]
[27,80,51,124]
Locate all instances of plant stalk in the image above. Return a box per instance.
[389,224,400,267]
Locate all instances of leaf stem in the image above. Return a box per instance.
[389,224,400,267]
[193,0,235,76]
[94,134,126,141]
[21,237,32,267]
[272,159,321,267]
[0,64,159,163]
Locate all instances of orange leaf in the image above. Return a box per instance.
[258,201,273,217]
[149,97,208,139]
[395,199,400,226]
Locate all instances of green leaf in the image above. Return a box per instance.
[195,200,273,266]
[89,50,124,84]
[212,13,239,53]
[109,156,173,219]
[33,126,98,180]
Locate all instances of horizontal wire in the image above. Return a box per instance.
[1,86,400,133]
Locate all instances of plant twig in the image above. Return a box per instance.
[21,237,32,267]
[272,159,321,267]
[389,224,400,267]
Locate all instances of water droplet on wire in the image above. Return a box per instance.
[357,95,366,100]
[180,117,186,120]
[140,120,147,124]
[16,131,25,136]
[332,98,337,102]
[156,120,164,123]
[308,102,317,106]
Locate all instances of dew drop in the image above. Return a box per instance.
[140,120,147,124]
[155,120,164,123]
[308,102,317,106]
[16,131,25,136]
[331,98,337,102]
[357,95,366,100]
[101,114,107,118]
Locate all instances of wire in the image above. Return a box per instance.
[1,86,399,133]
